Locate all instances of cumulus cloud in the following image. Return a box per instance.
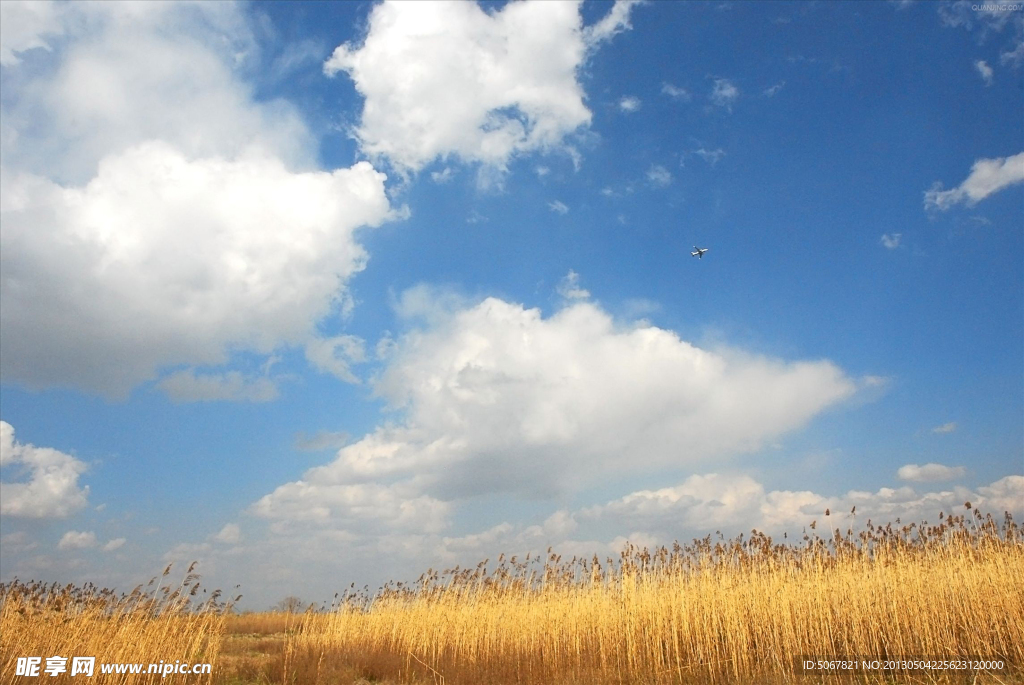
[710,78,739,110]
[102,538,126,552]
[251,481,451,536]
[582,0,641,46]
[661,83,691,101]
[0,3,396,399]
[548,200,570,215]
[305,335,368,384]
[1,148,391,398]
[1003,40,1024,67]
[924,152,1024,210]
[975,59,994,85]
[646,164,673,187]
[618,96,641,113]
[880,233,902,249]
[1,2,314,184]
[58,531,96,550]
[0,0,62,66]
[1,421,89,518]
[897,463,967,482]
[212,523,242,545]
[423,473,1024,571]
[556,270,590,301]
[254,293,857,531]
[323,0,639,173]
[578,473,1022,541]
[431,167,454,184]
[158,370,279,404]
[693,148,726,166]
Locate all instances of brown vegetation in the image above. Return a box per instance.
[0,563,231,684]
[2,507,1022,684]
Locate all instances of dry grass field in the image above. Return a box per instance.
[0,563,229,684]
[3,506,1022,684]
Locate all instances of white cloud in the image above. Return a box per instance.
[0,0,62,66]
[1,531,38,554]
[556,270,590,301]
[1003,40,1024,67]
[0,3,396,399]
[763,81,785,97]
[1,421,89,519]
[975,59,994,85]
[305,335,368,384]
[618,96,641,113]
[932,421,958,434]
[580,472,1022,538]
[424,472,1024,572]
[898,463,967,482]
[212,523,241,545]
[977,475,1024,513]
[1,147,392,399]
[924,152,1024,210]
[646,164,673,187]
[430,167,454,184]
[582,0,641,46]
[158,370,279,404]
[693,147,726,166]
[880,233,902,249]
[58,531,96,550]
[1,2,314,184]
[548,200,570,215]
[939,3,1024,69]
[255,293,857,530]
[323,0,639,173]
[102,538,126,552]
[251,481,451,536]
[661,83,691,101]
[710,78,739,110]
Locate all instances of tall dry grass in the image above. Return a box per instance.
[286,505,1023,684]
[3,509,1021,684]
[0,563,233,684]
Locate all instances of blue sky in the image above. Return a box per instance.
[1,0,1022,609]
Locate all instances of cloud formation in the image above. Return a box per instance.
[254,293,857,529]
[1,421,90,519]
[924,151,1024,210]
[646,164,673,186]
[619,96,641,113]
[897,463,967,482]
[710,78,739,110]
[0,3,396,399]
[158,370,279,404]
[1,148,391,398]
[0,0,62,66]
[323,0,639,173]
[58,531,97,550]
[880,233,902,249]
[975,59,994,86]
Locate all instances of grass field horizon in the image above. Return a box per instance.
[4,504,1021,684]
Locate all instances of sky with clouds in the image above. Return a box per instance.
[1,0,1022,609]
